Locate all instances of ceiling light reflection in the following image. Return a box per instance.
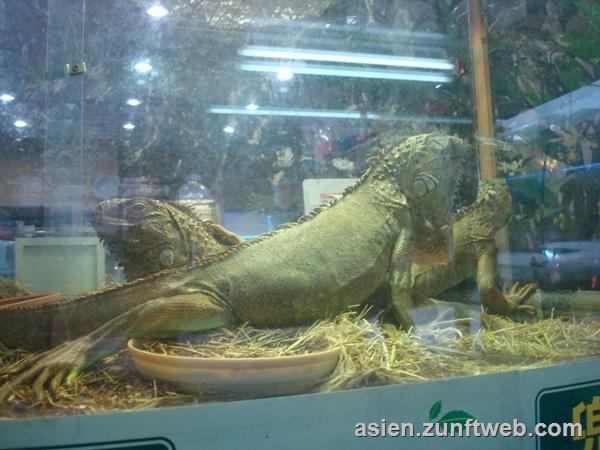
[123,122,136,130]
[223,126,235,133]
[240,62,451,83]
[134,61,152,73]
[14,120,28,127]
[239,46,454,71]
[246,103,259,111]
[208,106,471,124]
[126,98,141,106]
[276,67,294,81]
[146,5,169,17]
[0,94,15,102]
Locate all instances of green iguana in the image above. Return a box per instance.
[94,179,538,319]
[0,132,470,400]
[410,177,536,314]
[91,198,243,280]
[400,176,599,320]
[366,177,537,320]
[86,179,600,331]
[523,290,600,318]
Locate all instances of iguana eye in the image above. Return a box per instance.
[125,201,149,216]
[159,248,175,267]
[414,172,439,198]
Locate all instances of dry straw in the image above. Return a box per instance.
[1,308,600,418]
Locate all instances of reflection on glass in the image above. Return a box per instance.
[239,46,455,70]
[133,61,152,73]
[276,67,294,81]
[146,4,169,18]
[0,0,599,423]
[239,62,453,83]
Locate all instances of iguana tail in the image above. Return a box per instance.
[524,289,600,319]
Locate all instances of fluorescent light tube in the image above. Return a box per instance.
[209,106,361,119]
[208,106,471,124]
[239,46,454,71]
[239,62,451,83]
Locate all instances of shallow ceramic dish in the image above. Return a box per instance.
[128,338,340,397]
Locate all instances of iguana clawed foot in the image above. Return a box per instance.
[503,281,537,314]
[0,337,91,402]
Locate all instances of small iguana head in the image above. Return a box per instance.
[370,132,469,237]
[457,177,513,233]
[92,198,192,280]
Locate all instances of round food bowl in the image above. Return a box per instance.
[128,338,340,397]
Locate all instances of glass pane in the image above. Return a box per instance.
[0,0,598,420]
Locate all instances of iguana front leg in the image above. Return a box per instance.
[0,293,233,401]
[389,214,418,330]
[477,242,536,315]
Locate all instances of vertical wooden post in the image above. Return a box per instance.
[468,0,496,180]
[468,0,513,282]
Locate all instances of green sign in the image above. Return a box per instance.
[537,380,600,450]
[6,438,174,450]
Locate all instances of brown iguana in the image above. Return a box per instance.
[0,132,473,400]
[91,198,243,280]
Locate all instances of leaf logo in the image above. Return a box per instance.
[429,400,475,425]
[429,400,442,421]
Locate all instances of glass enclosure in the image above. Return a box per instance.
[0,0,599,418]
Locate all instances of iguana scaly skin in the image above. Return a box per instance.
[95,179,537,317]
[88,182,600,334]
[402,178,600,319]
[91,198,243,280]
[0,133,467,400]
[523,290,600,318]
[409,178,536,314]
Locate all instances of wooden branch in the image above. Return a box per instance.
[468,0,497,180]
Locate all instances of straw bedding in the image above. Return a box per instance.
[1,308,599,418]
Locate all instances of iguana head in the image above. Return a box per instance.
[91,198,196,280]
[456,177,513,234]
[369,132,469,239]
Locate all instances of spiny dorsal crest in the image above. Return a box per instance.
[165,201,203,220]
[10,132,451,312]
[132,132,458,273]
[367,133,464,183]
